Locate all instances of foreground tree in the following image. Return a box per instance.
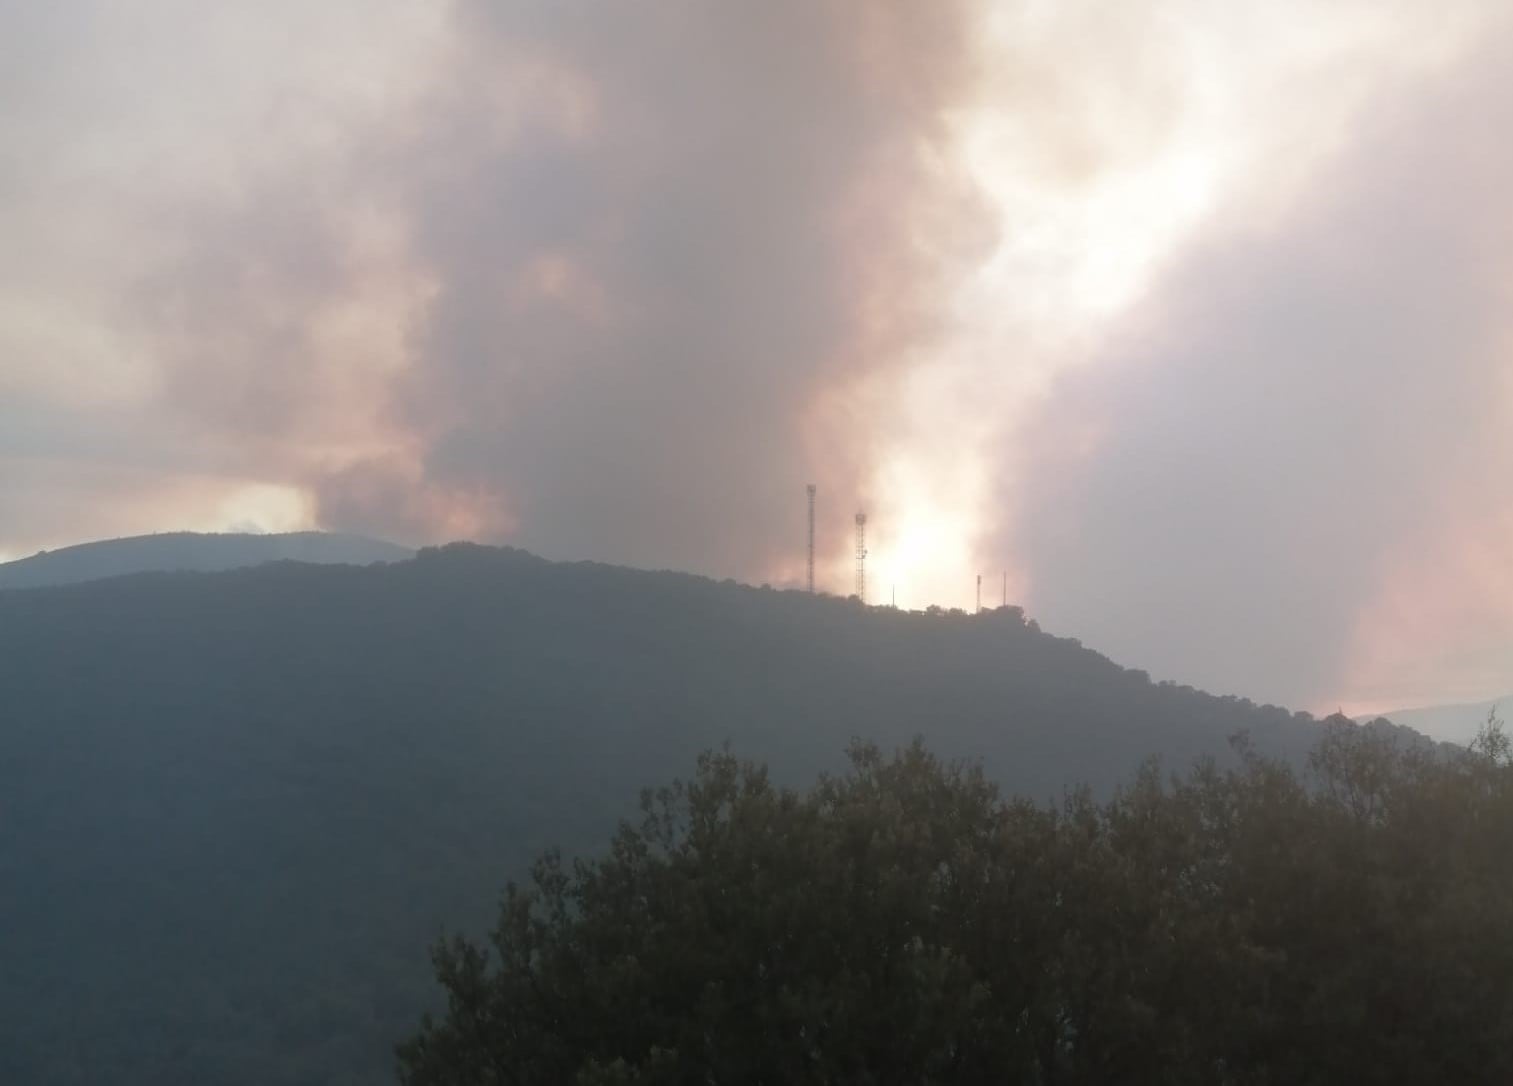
[398,721,1513,1084]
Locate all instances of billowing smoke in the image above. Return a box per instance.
[5,1,1509,711]
[319,0,992,577]
[0,1,991,580]
[1004,39,1513,710]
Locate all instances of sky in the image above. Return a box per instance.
[2,1,1510,715]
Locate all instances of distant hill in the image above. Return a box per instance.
[0,543,1422,1085]
[0,531,414,589]
[1372,696,1508,746]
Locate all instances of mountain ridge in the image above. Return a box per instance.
[0,541,1426,1085]
[0,530,414,590]
[1370,695,1510,745]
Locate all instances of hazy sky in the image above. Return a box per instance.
[2,1,1509,713]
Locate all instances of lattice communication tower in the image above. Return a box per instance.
[854,512,868,603]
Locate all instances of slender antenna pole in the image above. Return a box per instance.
[805,484,816,593]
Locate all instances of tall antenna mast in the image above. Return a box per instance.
[806,484,816,594]
[1002,570,1007,608]
[976,574,982,614]
[854,511,868,603]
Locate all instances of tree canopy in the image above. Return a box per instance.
[400,720,1513,1085]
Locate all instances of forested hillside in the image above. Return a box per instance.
[0,544,1413,1084]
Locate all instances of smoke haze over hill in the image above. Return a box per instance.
[2,1,1510,708]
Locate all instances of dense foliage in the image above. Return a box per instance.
[0,545,1418,1083]
[400,723,1513,1085]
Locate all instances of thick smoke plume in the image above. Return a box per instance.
[0,1,991,584]
[5,2,1509,711]
[322,0,992,577]
[1005,41,1513,709]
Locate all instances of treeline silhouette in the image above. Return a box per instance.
[0,544,1423,1083]
[402,723,1513,1085]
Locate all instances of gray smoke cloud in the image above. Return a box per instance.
[1005,40,1513,709]
[0,1,991,579]
[0,0,441,550]
[7,1,1507,712]
[312,0,993,576]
